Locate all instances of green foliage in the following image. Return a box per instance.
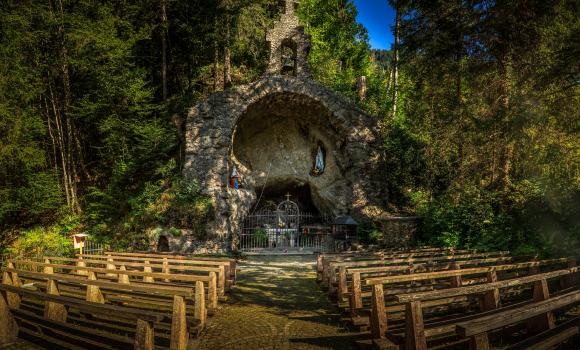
[367,229,383,244]
[384,0,579,256]
[253,228,268,246]
[6,214,80,256]
[418,186,510,250]
[169,227,182,237]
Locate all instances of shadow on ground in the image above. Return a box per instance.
[194,255,364,350]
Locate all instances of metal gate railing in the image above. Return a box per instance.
[239,231,333,252]
[238,197,334,252]
[83,240,108,255]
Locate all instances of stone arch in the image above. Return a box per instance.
[184,76,387,246]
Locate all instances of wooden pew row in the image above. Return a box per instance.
[336,256,519,303]
[8,260,219,309]
[80,253,234,288]
[87,252,235,284]
[320,251,510,289]
[363,258,573,338]
[390,266,579,349]
[455,289,580,350]
[316,248,475,282]
[104,252,237,283]
[2,268,208,329]
[342,257,522,313]
[44,256,227,296]
[324,251,511,295]
[0,282,191,350]
[317,252,384,282]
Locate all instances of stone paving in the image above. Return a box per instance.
[192,255,361,350]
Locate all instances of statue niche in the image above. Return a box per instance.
[311,142,326,176]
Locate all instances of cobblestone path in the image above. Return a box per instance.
[193,255,360,350]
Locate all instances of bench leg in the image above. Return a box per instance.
[2,270,21,308]
[316,255,323,282]
[560,259,577,289]
[218,266,226,296]
[118,265,130,284]
[106,258,118,278]
[350,272,362,317]
[194,281,207,328]
[338,267,347,303]
[134,319,154,350]
[527,279,555,333]
[405,301,427,350]
[86,272,105,303]
[0,291,18,346]
[170,296,189,350]
[163,259,171,283]
[370,284,387,339]
[44,280,68,322]
[470,333,490,350]
[208,272,218,309]
[76,259,89,276]
[482,271,500,311]
[143,262,155,283]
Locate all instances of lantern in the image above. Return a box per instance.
[332,216,359,251]
[331,216,358,240]
[71,233,90,254]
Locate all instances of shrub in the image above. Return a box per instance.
[8,225,74,257]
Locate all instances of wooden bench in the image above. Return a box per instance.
[455,289,580,350]
[337,256,517,304]
[322,251,510,291]
[104,252,237,283]
[318,250,464,283]
[393,266,579,349]
[342,257,521,314]
[8,260,219,309]
[44,256,228,296]
[0,283,187,350]
[2,267,208,329]
[364,258,572,339]
[81,253,235,288]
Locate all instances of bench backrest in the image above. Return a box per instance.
[0,283,191,350]
[396,266,579,303]
[364,258,570,286]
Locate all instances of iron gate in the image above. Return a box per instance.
[238,197,334,252]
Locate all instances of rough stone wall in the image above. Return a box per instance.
[375,216,421,248]
[183,76,388,249]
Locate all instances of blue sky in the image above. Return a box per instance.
[353,0,396,50]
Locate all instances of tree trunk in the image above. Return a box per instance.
[213,18,220,92]
[47,0,81,213]
[48,80,71,208]
[391,2,401,119]
[498,54,513,195]
[161,0,168,101]
[223,11,232,88]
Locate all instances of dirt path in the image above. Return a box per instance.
[193,255,360,350]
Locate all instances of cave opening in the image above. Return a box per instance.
[255,178,320,216]
[231,92,350,218]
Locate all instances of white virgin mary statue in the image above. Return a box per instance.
[314,146,325,174]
